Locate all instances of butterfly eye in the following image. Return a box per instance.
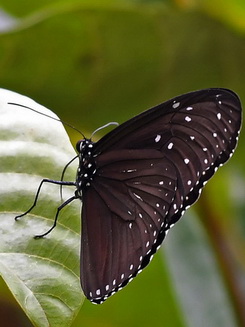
[76,139,84,152]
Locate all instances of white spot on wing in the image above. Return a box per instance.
[185,116,191,122]
[173,101,180,109]
[184,158,189,164]
[133,193,143,201]
[155,134,161,143]
[168,142,173,149]
[217,113,221,120]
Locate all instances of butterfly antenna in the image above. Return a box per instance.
[8,102,86,138]
[91,122,119,138]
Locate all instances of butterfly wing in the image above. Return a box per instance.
[81,88,242,303]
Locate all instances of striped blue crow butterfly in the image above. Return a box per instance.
[7,88,242,304]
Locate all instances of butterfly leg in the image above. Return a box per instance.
[59,155,78,201]
[34,193,79,238]
[15,178,76,221]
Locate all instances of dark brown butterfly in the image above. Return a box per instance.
[11,88,242,304]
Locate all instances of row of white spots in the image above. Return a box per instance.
[216,94,222,105]
[91,215,165,301]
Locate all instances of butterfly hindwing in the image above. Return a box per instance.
[81,150,177,303]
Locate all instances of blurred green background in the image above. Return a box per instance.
[0,0,244,326]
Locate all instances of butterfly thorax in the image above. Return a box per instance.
[76,139,97,195]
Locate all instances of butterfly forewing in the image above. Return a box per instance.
[95,89,240,152]
[80,88,242,303]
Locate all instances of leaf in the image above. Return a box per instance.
[0,89,83,327]
[163,210,238,327]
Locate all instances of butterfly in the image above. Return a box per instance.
[7,88,242,304]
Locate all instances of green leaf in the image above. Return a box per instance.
[0,89,83,327]
[163,211,238,327]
